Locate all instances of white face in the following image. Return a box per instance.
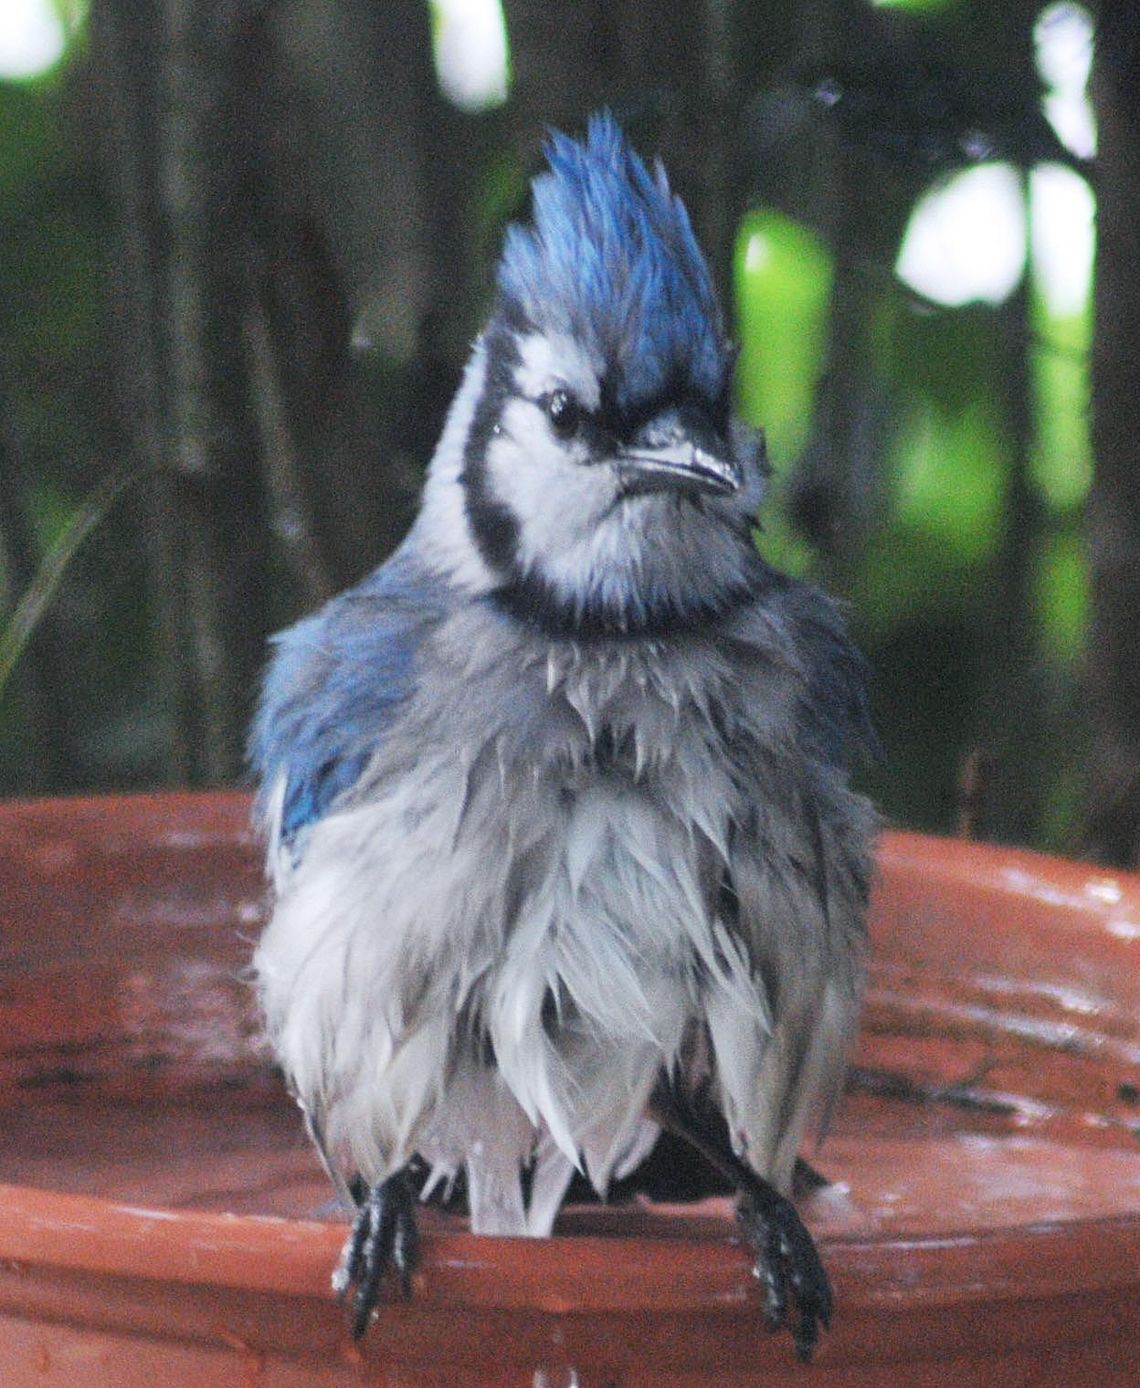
[419,327,765,630]
[487,332,634,603]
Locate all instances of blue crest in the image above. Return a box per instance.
[497,113,730,414]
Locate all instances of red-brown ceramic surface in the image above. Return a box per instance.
[0,792,1136,1385]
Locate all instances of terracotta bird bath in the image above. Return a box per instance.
[0,791,1136,1385]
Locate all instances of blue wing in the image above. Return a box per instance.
[249,550,444,849]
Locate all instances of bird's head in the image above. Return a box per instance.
[419,113,768,637]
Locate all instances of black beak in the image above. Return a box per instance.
[615,408,741,498]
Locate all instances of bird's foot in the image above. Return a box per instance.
[332,1171,420,1338]
[737,1182,833,1362]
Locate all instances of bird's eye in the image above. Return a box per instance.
[545,389,582,440]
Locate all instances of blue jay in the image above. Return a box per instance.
[250,113,875,1361]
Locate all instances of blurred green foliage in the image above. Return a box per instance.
[732,158,1093,847]
[735,210,834,473]
[0,34,158,792]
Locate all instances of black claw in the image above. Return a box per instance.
[792,1156,831,1197]
[332,1172,420,1338]
[755,1223,787,1332]
[737,1185,832,1363]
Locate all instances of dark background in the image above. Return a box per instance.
[1,0,1138,865]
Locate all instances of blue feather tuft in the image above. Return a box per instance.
[497,112,729,414]
[249,552,443,845]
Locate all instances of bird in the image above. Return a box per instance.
[249,112,876,1363]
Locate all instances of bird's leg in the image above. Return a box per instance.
[332,1169,420,1338]
[648,1080,832,1362]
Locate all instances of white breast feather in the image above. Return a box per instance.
[254,612,856,1233]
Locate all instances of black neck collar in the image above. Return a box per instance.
[485,561,762,641]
